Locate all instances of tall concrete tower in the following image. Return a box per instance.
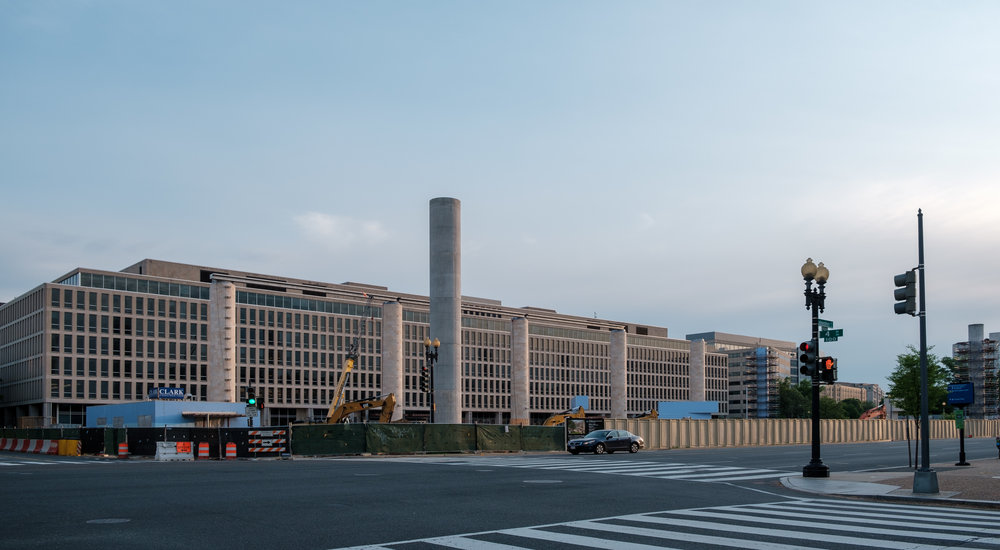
[429,197,462,424]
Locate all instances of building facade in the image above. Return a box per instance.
[0,260,729,427]
[685,332,796,418]
[953,324,999,419]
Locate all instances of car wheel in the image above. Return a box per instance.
[629,442,639,453]
[594,443,606,454]
[569,450,579,455]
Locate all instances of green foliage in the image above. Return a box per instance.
[819,396,846,419]
[839,398,866,419]
[777,378,853,419]
[777,378,810,418]
[886,345,950,418]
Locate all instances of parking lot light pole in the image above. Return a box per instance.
[801,258,830,478]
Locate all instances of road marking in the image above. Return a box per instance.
[330,498,1000,550]
[365,456,793,483]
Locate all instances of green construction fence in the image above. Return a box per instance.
[291,423,565,456]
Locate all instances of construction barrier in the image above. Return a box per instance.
[225,442,237,459]
[57,439,82,456]
[197,442,210,459]
[289,423,566,456]
[155,441,193,461]
[605,417,1000,450]
[117,442,129,459]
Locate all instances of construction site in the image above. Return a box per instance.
[952,324,999,419]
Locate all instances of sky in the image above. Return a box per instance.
[3,1,999,393]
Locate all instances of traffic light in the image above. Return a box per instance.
[818,357,837,384]
[246,387,257,407]
[799,340,818,377]
[893,270,917,316]
[419,365,429,393]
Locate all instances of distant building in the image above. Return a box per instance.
[0,259,729,427]
[952,324,999,419]
[685,332,795,418]
[821,383,866,403]
[831,382,884,406]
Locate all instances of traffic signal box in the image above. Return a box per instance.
[893,270,917,316]
[818,357,837,384]
[799,340,818,377]
[419,366,430,393]
[246,387,257,407]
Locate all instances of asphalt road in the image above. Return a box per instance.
[2,439,998,550]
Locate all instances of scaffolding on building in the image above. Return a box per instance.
[741,348,783,418]
[953,338,999,419]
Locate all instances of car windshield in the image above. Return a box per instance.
[583,430,613,439]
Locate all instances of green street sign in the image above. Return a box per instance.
[823,336,839,342]
[828,329,843,338]
[818,319,834,329]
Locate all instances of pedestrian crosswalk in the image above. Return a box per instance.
[333,498,1000,549]
[365,455,795,483]
[0,457,112,467]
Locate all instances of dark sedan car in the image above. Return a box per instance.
[567,429,644,455]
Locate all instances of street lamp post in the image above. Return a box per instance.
[423,337,440,423]
[801,258,831,478]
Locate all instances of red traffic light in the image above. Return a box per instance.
[799,341,813,352]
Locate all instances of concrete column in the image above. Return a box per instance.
[208,280,237,402]
[689,339,706,401]
[429,197,462,424]
[511,316,530,425]
[610,328,627,418]
[381,300,404,421]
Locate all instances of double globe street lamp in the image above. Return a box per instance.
[422,337,440,423]
[801,258,831,478]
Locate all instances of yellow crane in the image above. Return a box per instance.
[325,293,376,423]
[542,406,586,426]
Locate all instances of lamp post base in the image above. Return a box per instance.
[913,470,939,494]
[803,462,830,478]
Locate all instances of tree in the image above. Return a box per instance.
[886,345,950,418]
[840,398,866,419]
[777,378,810,418]
[819,396,846,419]
[887,345,951,467]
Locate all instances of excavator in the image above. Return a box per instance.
[323,293,397,424]
[636,409,658,420]
[327,393,396,424]
[543,406,586,426]
[859,404,886,419]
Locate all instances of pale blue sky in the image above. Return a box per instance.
[3,1,999,391]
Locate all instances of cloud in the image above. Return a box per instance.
[292,212,389,249]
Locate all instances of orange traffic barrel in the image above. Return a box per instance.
[117,442,129,459]
[197,442,210,459]
[225,442,237,460]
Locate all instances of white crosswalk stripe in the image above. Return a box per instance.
[0,458,112,467]
[332,498,1000,550]
[361,455,795,483]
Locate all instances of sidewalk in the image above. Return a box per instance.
[781,457,1000,507]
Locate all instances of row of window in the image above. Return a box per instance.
[51,288,207,320]
[50,379,208,401]
[50,336,207,361]
[51,312,207,340]
[49,356,208,380]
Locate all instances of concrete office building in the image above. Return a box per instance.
[0,259,729,427]
[685,332,796,418]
